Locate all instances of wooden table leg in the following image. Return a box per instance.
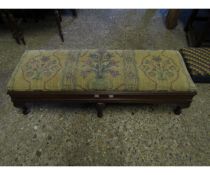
[166,9,180,29]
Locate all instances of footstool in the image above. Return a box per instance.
[7,50,197,117]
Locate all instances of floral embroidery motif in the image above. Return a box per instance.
[22,56,61,80]
[8,50,196,92]
[80,50,120,90]
[81,51,119,79]
[141,55,179,81]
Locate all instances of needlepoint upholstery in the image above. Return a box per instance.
[180,48,210,83]
[7,50,197,92]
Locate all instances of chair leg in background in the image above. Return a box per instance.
[54,10,64,42]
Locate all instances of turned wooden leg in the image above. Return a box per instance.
[22,105,30,115]
[174,103,191,115]
[96,103,105,118]
[13,101,30,115]
[174,106,182,115]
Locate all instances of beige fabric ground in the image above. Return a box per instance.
[7,50,196,92]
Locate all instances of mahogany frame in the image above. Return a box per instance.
[7,90,197,117]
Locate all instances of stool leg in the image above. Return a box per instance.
[174,103,191,115]
[96,103,105,118]
[13,100,30,115]
[174,106,182,115]
[22,105,30,115]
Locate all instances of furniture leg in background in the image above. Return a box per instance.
[165,9,180,29]
[7,13,26,45]
[197,16,210,46]
[54,9,77,42]
[184,9,210,47]
[54,10,64,42]
[1,9,78,44]
[184,9,199,32]
[0,10,25,45]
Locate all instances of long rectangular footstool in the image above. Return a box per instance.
[7,50,197,117]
